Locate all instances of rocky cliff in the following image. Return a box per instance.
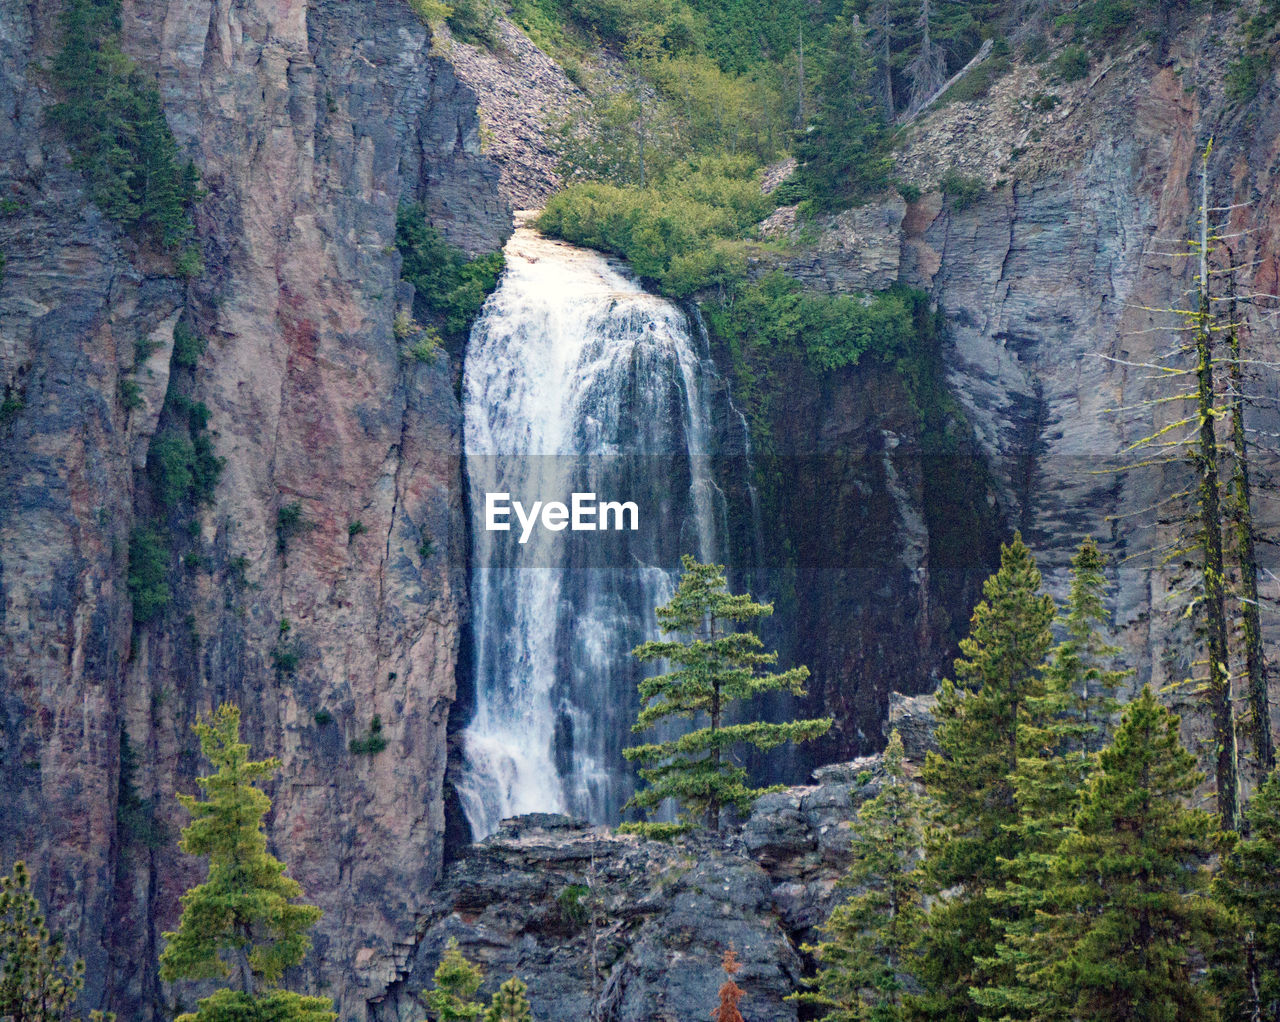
[0,0,507,1016]
[371,755,899,1022]
[759,16,1280,762]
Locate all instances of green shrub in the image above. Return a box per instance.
[349,715,388,755]
[128,526,170,623]
[1052,44,1090,82]
[396,206,504,347]
[408,0,451,24]
[448,0,501,46]
[348,520,367,538]
[708,273,917,374]
[271,641,300,676]
[419,533,436,560]
[1031,91,1061,112]
[171,321,206,370]
[0,389,24,424]
[276,501,312,553]
[48,0,200,251]
[897,182,923,203]
[939,170,986,211]
[119,378,144,411]
[148,400,222,508]
[942,55,1011,104]
[538,153,770,296]
[313,709,334,727]
[557,884,590,928]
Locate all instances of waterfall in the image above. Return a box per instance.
[456,225,725,839]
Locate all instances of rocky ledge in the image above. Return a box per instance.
[370,752,918,1022]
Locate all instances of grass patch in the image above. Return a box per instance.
[939,170,986,211]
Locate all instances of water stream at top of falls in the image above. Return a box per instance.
[456,225,726,839]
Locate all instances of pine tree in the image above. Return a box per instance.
[159,704,334,1022]
[482,977,531,1022]
[622,555,831,836]
[424,940,485,1022]
[973,539,1128,1021]
[711,948,746,1022]
[1025,687,1225,1022]
[795,6,893,208]
[911,535,1056,1022]
[1214,765,1280,1021]
[793,730,925,1021]
[0,861,115,1022]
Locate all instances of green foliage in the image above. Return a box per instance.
[347,520,367,539]
[148,397,222,512]
[1051,44,1090,82]
[972,539,1128,1020]
[0,860,116,1022]
[395,206,504,349]
[276,502,312,554]
[48,0,199,252]
[312,709,334,727]
[623,555,830,833]
[349,715,388,756]
[419,533,437,560]
[1215,766,1280,1020]
[940,54,1011,104]
[118,378,143,411]
[556,885,590,928]
[424,939,485,1021]
[160,705,334,1021]
[792,730,925,1021]
[938,170,984,211]
[794,14,892,211]
[408,0,452,26]
[1011,688,1225,1021]
[172,321,207,371]
[912,535,1056,1022]
[710,273,918,372]
[448,0,501,47]
[538,154,770,296]
[270,642,300,677]
[0,387,25,425]
[128,526,171,623]
[483,978,532,1022]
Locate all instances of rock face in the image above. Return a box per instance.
[373,755,904,1022]
[759,23,1280,751]
[0,0,506,1018]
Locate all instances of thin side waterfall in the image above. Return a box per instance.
[456,225,725,839]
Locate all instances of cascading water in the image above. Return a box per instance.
[456,224,727,839]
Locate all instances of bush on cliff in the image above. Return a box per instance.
[396,206,505,348]
[537,154,772,296]
[49,0,201,257]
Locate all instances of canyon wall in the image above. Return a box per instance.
[0,0,506,1016]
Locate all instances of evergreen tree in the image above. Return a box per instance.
[0,862,114,1022]
[483,977,531,1022]
[911,535,1056,1022]
[973,539,1127,1021]
[424,940,485,1022]
[712,949,747,1022]
[622,555,831,836]
[159,704,334,1022]
[1215,765,1280,1021]
[1024,687,1224,1022]
[793,730,925,1021]
[795,6,892,209]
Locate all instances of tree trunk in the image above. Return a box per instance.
[1195,156,1239,831]
[1225,268,1275,773]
